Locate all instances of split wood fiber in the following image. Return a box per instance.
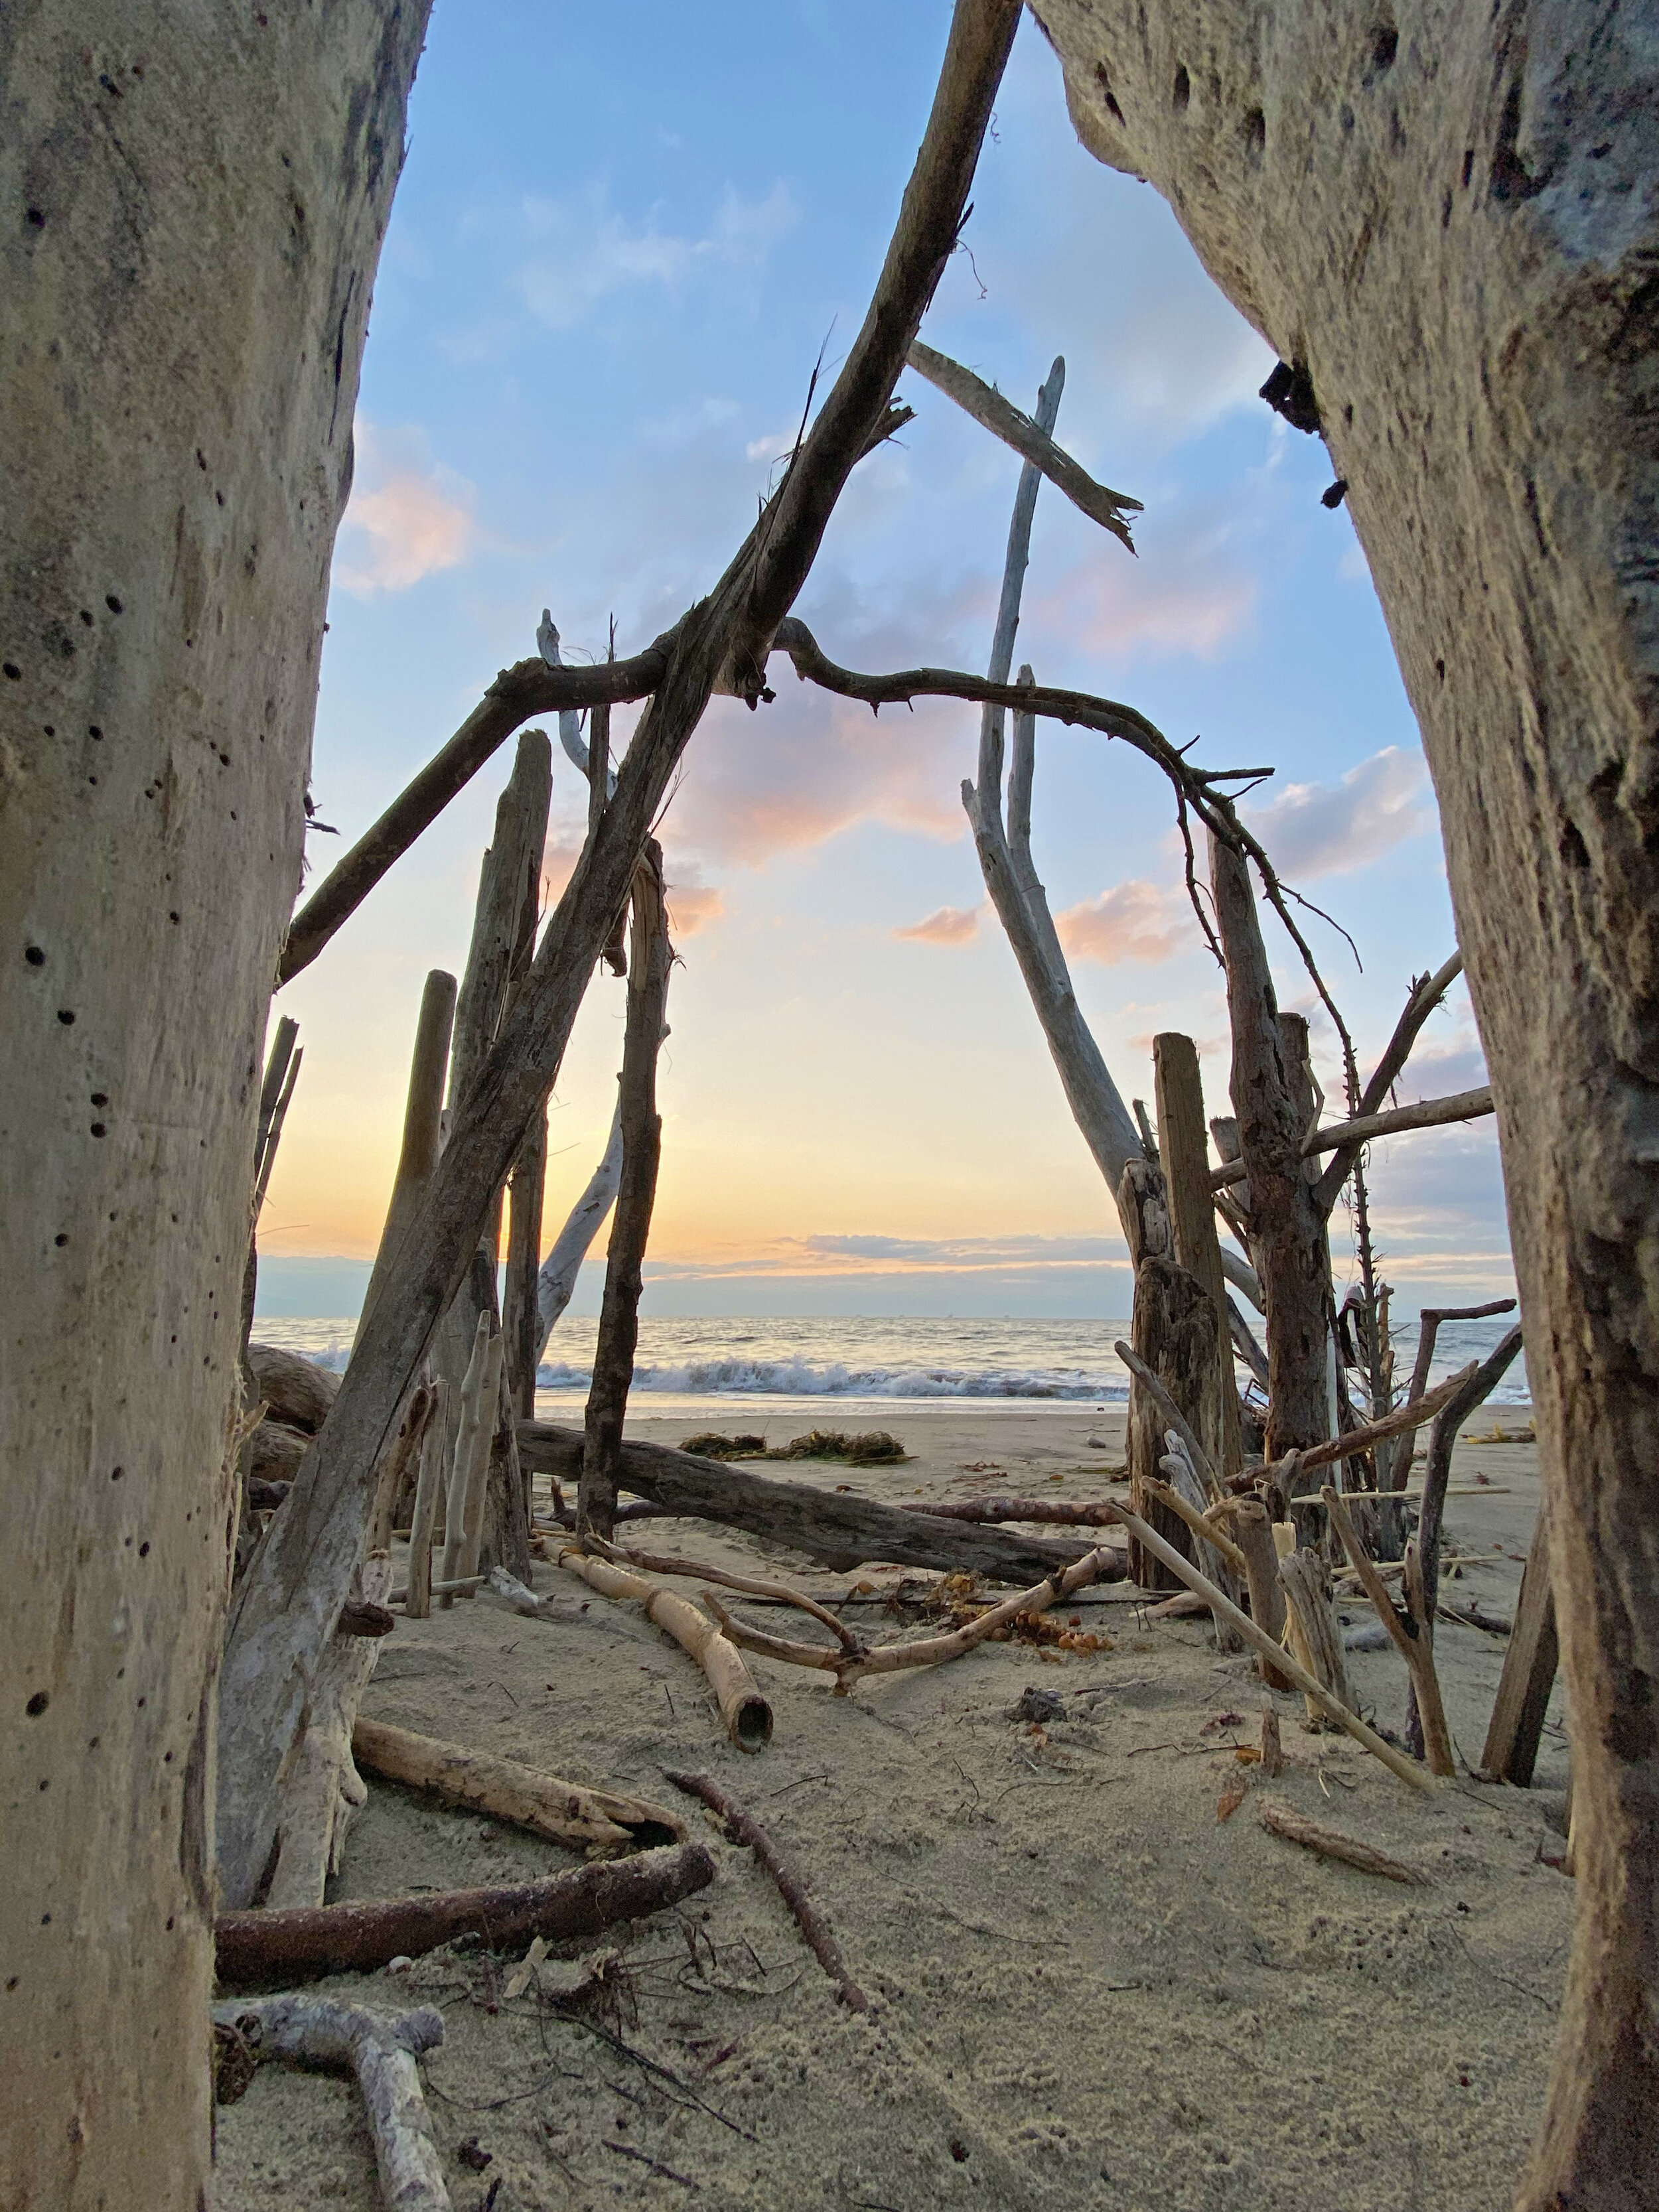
[555,1549,773,1751]
[215,1842,716,1982]
[667,1771,869,2012]
[1278,1548,1352,1732]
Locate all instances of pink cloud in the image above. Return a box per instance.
[1240,746,1435,881]
[665,869,725,939]
[1056,878,1194,966]
[894,902,983,945]
[334,421,475,596]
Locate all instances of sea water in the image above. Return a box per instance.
[252,1310,1530,1409]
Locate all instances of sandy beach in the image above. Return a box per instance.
[215,1397,1569,2212]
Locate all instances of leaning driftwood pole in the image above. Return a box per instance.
[359,973,458,1333]
[215,0,1023,1908]
[534,1097,624,1360]
[1323,1486,1455,1777]
[503,1108,547,1421]
[579,843,672,1541]
[350,1718,680,1850]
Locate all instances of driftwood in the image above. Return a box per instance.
[1210,1086,1496,1188]
[503,1109,547,1423]
[211,1994,449,2212]
[1480,1514,1560,1787]
[401,1377,447,1620]
[904,339,1139,548]
[358,972,458,1336]
[707,1544,1116,1690]
[1114,1503,1433,1791]
[350,1717,681,1850]
[1143,1476,1246,1575]
[1125,1262,1220,1588]
[1116,1339,1220,1497]
[912,1495,1127,1527]
[534,1098,624,1361]
[666,1770,869,2011]
[216,1,1026,1909]
[1155,1031,1242,1475]
[553,1549,773,1751]
[265,1556,393,1911]
[439,1314,496,1608]
[603,1545,863,1653]
[517,1422,1114,1584]
[1256,1799,1431,1887]
[1277,1547,1353,1731]
[1243,1360,1480,1495]
[580,845,671,1540]
[1311,952,1467,1215]
[1234,1499,1292,1691]
[1323,1487,1455,1777]
[216,1842,717,1982]
[953,350,1145,1221]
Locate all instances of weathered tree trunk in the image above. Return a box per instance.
[579,846,672,1540]
[1127,1257,1222,1590]
[0,8,429,2199]
[1033,7,1659,2193]
[1208,834,1331,1458]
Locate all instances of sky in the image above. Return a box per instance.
[255,2,1513,1324]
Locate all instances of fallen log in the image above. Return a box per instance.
[211,1994,449,2212]
[350,1717,682,1850]
[215,1841,715,1984]
[912,1495,1128,1527]
[666,1770,869,2012]
[516,1422,1117,1584]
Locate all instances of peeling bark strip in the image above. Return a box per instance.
[216,1,1023,1911]
[1031,7,1659,2192]
[0,5,432,2199]
[214,1842,716,1984]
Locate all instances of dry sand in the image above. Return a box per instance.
[214,1398,1571,2212]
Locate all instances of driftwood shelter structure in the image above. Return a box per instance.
[2,3,1654,2207]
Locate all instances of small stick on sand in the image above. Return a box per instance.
[1258,1797,1431,1886]
[211,1993,450,2211]
[555,1547,773,1751]
[666,1769,869,2012]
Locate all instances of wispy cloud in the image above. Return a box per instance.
[895,902,983,945]
[1056,878,1194,965]
[518,180,797,330]
[334,422,476,596]
[1241,746,1436,881]
[665,864,725,939]
[1029,506,1257,663]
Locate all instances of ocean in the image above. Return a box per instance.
[252,1310,1531,1409]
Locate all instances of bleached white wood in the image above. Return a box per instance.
[534,1095,626,1359]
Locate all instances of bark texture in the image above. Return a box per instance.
[1033,4,1659,2196]
[0,8,428,2203]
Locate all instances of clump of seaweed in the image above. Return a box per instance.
[680,1428,909,1467]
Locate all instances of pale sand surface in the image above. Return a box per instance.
[215,1399,1570,2212]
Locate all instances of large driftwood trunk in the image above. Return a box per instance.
[0,6,429,2202]
[1033,6,1659,2198]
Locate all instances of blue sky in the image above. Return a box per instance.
[256,3,1511,1323]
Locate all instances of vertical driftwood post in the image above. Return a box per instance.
[579,847,673,1541]
[504,1110,547,1421]
[1154,1032,1242,1476]
[403,1378,447,1621]
[1234,1500,1292,1689]
[1481,1515,1560,1788]
[359,973,459,1334]
[1209,835,1331,1460]
[439,1314,493,1610]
